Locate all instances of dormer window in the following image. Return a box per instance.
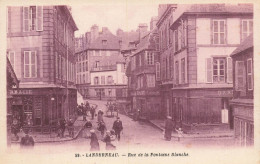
[102,40,107,45]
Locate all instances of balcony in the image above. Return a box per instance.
[90,65,117,72]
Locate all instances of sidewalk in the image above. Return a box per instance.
[11,115,89,143]
[149,119,234,138]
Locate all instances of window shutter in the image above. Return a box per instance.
[23,7,29,32]
[210,20,213,44]
[24,51,30,77]
[156,62,160,81]
[227,57,233,83]
[206,58,213,83]
[235,61,245,91]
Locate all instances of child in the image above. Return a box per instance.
[175,127,183,142]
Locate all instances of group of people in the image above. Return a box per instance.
[87,115,123,151]
[57,118,75,138]
[164,116,183,141]
[77,101,98,121]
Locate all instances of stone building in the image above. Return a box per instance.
[76,27,127,101]
[230,34,254,146]
[126,29,160,119]
[156,4,177,119]
[7,6,78,132]
[168,4,253,131]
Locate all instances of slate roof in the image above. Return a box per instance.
[231,34,253,56]
[171,4,253,28]
[88,32,121,50]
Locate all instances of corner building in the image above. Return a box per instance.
[169,4,253,131]
[7,6,78,132]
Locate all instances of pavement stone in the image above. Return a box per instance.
[149,119,234,138]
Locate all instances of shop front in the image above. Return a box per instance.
[131,90,161,120]
[172,88,233,132]
[10,88,77,133]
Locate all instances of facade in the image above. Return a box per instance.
[156,4,177,119]
[126,30,160,119]
[7,6,78,131]
[76,27,127,101]
[168,4,253,131]
[230,34,254,146]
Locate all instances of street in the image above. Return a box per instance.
[8,100,236,154]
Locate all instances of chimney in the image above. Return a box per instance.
[138,23,148,40]
[150,16,158,30]
[91,24,99,42]
[116,29,123,37]
[102,27,109,35]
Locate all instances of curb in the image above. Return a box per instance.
[148,120,234,139]
[11,126,85,144]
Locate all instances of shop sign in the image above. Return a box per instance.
[10,89,33,95]
[217,90,233,97]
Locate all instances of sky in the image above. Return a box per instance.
[71,4,159,37]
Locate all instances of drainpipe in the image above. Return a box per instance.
[65,11,71,120]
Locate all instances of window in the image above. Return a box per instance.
[59,55,62,78]
[155,62,160,81]
[101,76,105,85]
[55,53,58,78]
[213,58,225,83]
[82,62,85,72]
[107,76,113,84]
[23,6,43,32]
[206,57,232,83]
[235,61,245,91]
[24,51,37,78]
[174,30,178,52]
[147,74,155,87]
[131,56,136,70]
[242,20,253,41]
[85,61,88,71]
[106,51,110,56]
[83,74,85,83]
[247,58,253,90]
[101,50,106,56]
[102,40,107,45]
[79,63,81,72]
[95,61,100,68]
[94,50,100,56]
[8,51,15,69]
[147,52,154,65]
[212,20,225,44]
[175,61,179,84]
[181,58,185,84]
[94,77,99,85]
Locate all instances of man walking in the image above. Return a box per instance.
[112,117,123,141]
[20,129,34,147]
[164,116,174,141]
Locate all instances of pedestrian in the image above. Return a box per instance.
[112,117,123,141]
[60,119,66,138]
[90,129,100,151]
[97,110,104,123]
[20,129,34,147]
[103,131,116,150]
[175,127,183,142]
[82,119,92,138]
[11,119,20,141]
[98,121,106,137]
[67,118,74,138]
[90,106,96,120]
[164,116,174,141]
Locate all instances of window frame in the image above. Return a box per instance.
[212,57,226,83]
[24,51,37,78]
[212,19,226,45]
[247,58,253,90]
[241,19,253,41]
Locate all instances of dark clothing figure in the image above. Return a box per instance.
[67,119,74,138]
[112,119,123,141]
[90,133,100,151]
[98,121,106,137]
[90,107,96,120]
[20,134,34,147]
[164,118,174,141]
[57,119,66,138]
[103,134,116,150]
[11,122,20,141]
